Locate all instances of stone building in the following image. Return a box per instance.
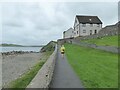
[63,28,74,39]
[73,15,102,37]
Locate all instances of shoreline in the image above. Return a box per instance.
[1,51,40,59]
[2,52,42,87]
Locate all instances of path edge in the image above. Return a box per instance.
[26,44,57,88]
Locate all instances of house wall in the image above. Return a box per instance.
[64,28,74,39]
[79,23,102,36]
[74,17,80,37]
[67,16,103,38]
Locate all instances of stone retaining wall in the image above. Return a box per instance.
[27,44,57,88]
[72,41,119,54]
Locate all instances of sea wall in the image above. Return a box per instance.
[27,44,57,88]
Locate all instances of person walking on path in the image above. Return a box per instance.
[60,45,65,58]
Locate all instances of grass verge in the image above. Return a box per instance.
[7,61,45,88]
[81,35,118,47]
[65,43,118,88]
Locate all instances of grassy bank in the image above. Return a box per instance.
[6,50,54,88]
[40,41,56,52]
[8,61,45,88]
[81,35,118,47]
[65,43,118,88]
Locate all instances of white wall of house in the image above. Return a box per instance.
[73,18,102,37]
[74,17,80,37]
[64,16,102,38]
[79,23,102,36]
[63,28,74,39]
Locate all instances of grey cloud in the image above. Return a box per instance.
[3,22,23,27]
[1,2,118,45]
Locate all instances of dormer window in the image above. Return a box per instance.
[89,19,92,21]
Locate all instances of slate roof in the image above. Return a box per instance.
[76,15,102,24]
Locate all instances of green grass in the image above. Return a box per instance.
[81,35,118,47]
[5,50,54,89]
[7,61,45,88]
[40,41,56,52]
[65,43,118,88]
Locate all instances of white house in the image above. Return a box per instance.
[73,15,102,37]
[63,28,74,39]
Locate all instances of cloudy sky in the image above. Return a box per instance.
[1,1,118,45]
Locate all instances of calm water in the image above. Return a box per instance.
[0,47,42,52]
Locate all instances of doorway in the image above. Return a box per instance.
[95,30,97,34]
[90,30,92,35]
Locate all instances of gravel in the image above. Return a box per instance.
[2,53,42,87]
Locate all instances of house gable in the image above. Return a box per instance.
[63,15,103,39]
[74,17,79,29]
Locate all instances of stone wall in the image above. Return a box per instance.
[27,44,57,88]
[72,41,119,54]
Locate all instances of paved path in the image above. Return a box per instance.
[50,46,84,88]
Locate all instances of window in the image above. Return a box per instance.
[82,24,86,27]
[95,30,97,34]
[89,19,92,21]
[90,24,93,27]
[83,30,86,33]
[77,31,79,34]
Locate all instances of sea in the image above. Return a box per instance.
[0,46,42,52]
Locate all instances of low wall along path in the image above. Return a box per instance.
[27,44,57,88]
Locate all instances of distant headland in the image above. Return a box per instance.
[0,43,44,47]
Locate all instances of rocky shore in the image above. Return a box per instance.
[1,41,56,88]
[1,51,39,59]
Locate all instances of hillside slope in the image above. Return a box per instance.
[65,43,118,88]
[40,41,56,52]
[81,35,118,47]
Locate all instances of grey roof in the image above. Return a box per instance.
[76,15,102,24]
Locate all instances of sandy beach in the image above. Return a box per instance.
[2,52,42,87]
